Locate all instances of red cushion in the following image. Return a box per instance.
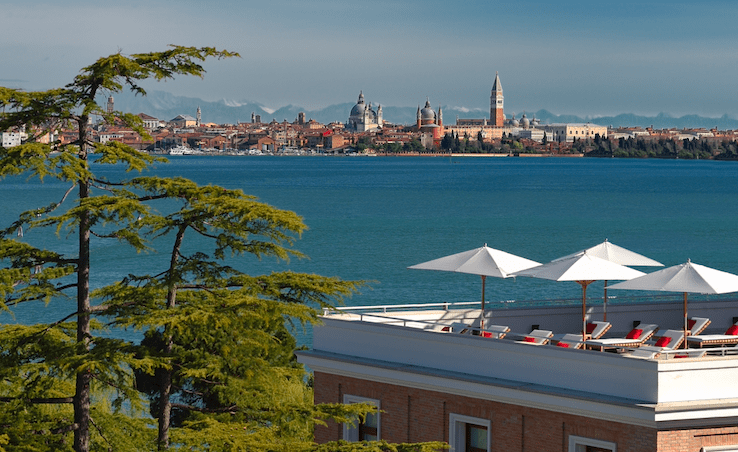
[654,336,672,347]
[674,354,688,359]
[687,319,697,330]
[523,337,536,343]
[726,325,738,335]
[586,323,597,334]
[556,342,570,348]
[441,326,450,332]
[481,331,492,338]
[626,328,643,340]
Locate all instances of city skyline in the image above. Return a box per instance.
[2,1,737,118]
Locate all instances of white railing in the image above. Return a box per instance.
[325,293,738,316]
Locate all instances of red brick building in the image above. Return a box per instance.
[299,300,738,452]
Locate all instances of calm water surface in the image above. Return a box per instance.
[3,156,738,343]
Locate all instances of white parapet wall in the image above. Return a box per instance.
[312,315,738,407]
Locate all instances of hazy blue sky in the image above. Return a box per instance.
[2,0,737,117]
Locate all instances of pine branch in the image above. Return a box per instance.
[88,416,113,450]
[170,402,238,414]
[0,396,73,404]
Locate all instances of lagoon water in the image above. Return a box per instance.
[3,156,738,343]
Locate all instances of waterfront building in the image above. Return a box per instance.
[416,99,444,146]
[347,92,383,132]
[541,123,608,143]
[1,131,26,148]
[299,298,738,451]
[137,113,160,130]
[169,114,197,128]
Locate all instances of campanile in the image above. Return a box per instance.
[490,72,504,127]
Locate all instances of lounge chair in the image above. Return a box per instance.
[688,317,711,336]
[586,324,659,351]
[627,329,685,359]
[586,321,612,340]
[448,322,470,334]
[668,349,707,359]
[686,322,738,348]
[554,333,584,349]
[517,329,554,345]
[480,324,510,339]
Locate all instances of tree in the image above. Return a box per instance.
[440,133,453,151]
[0,49,446,452]
[0,46,243,452]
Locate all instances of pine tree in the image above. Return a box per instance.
[0,48,445,452]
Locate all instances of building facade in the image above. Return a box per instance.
[300,300,738,452]
[347,92,383,132]
[416,99,444,145]
[541,123,608,143]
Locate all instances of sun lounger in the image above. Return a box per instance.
[627,329,685,359]
[586,324,659,351]
[686,322,738,348]
[668,349,708,359]
[688,317,711,336]
[554,333,584,349]
[480,324,510,339]
[518,329,554,345]
[586,321,612,340]
[448,322,471,334]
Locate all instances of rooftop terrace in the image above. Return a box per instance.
[299,296,738,429]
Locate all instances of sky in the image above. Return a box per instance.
[2,0,738,118]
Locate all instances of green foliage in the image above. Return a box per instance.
[0,47,424,452]
[602,136,715,159]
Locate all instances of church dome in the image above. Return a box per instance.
[350,92,366,117]
[420,99,436,121]
[511,114,519,127]
[521,113,530,129]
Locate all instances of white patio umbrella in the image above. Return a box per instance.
[554,239,663,320]
[512,251,645,341]
[408,244,540,323]
[608,260,738,348]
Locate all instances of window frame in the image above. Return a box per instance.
[343,394,380,442]
[449,413,491,452]
[568,435,617,452]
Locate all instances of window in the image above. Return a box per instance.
[449,413,490,452]
[568,435,616,452]
[343,395,380,442]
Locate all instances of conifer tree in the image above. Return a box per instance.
[0,49,445,452]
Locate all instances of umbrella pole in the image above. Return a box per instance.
[580,281,593,342]
[480,275,486,329]
[683,292,688,349]
[603,280,608,322]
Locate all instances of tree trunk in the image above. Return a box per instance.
[74,124,91,452]
[158,368,172,451]
[158,225,186,450]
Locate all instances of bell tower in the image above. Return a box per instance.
[490,72,504,127]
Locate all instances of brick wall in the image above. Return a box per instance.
[314,371,663,451]
[658,427,738,451]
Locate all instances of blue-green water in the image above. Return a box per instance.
[3,156,738,338]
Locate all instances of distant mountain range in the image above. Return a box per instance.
[108,90,738,130]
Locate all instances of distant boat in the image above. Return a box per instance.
[168,145,195,155]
